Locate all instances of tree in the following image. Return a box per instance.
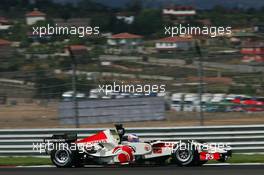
[126,0,142,14]
[8,23,28,43]
[60,6,72,21]
[132,9,163,36]
[34,67,69,99]
[243,84,256,96]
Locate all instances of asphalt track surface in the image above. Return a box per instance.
[1,165,264,175]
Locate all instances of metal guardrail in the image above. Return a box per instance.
[0,125,264,155]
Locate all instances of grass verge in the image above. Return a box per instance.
[225,154,264,163]
[0,154,264,166]
[0,157,51,166]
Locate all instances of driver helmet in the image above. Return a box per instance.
[127,134,139,142]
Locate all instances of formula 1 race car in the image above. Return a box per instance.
[44,124,232,168]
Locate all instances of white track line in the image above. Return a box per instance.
[16,165,55,168]
[11,163,264,168]
[205,163,264,166]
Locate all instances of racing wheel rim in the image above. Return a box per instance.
[175,149,192,162]
[54,150,70,164]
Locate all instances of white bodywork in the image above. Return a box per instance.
[46,128,231,167]
[76,129,229,163]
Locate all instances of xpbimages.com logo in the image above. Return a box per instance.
[164,24,232,38]
[32,24,100,38]
[98,82,166,95]
[32,140,231,154]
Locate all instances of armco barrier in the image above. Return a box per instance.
[0,125,264,155]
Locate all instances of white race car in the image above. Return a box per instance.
[44,124,232,167]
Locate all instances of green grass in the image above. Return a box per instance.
[0,154,264,166]
[226,154,264,163]
[0,157,51,166]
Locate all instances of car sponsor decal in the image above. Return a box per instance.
[200,152,221,160]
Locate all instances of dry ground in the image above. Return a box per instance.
[0,102,263,129]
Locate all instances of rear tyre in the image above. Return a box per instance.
[51,148,75,168]
[172,142,195,166]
